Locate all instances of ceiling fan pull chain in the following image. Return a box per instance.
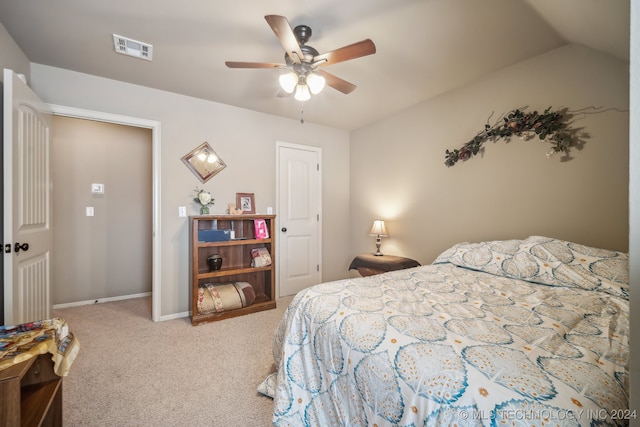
[300,106,304,124]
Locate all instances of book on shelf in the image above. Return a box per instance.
[251,247,272,267]
[254,218,269,239]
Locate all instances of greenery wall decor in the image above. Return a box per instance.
[444,107,581,167]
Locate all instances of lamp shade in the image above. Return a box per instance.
[279,72,297,93]
[294,84,311,101]
[307,73,326,94]
[369,220,388,236]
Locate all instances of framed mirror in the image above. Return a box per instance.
[181,142,226,183]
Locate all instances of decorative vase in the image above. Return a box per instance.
[207,254,223,271]
[200,206,209,215]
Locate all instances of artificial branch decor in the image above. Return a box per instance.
[444,107,579,167]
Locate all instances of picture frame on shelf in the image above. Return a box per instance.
[254,218,269,239]
[236,192,255,214]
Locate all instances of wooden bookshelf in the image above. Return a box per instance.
[189,214,276,325]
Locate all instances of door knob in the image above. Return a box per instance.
[281,227,287,232]
[15,242,29,253]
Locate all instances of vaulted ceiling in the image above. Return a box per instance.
[0,0,629,130]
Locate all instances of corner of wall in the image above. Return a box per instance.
[0,23,31,84]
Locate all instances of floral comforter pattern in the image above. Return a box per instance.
[259,237,629,426]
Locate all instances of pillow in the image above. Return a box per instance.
[434,236,629,299]
[197,282,256,315]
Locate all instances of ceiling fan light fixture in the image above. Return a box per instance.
[307,73,325,94]
[279,72,297,93]
[294,84,311,101]
[226,16,377,101]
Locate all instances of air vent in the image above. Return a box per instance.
[112,34,153,61]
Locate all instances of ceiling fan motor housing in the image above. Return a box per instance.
[293,25,312,45]
[285,44,320,67]
[283,25,319,67]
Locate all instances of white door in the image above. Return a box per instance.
[3,69,53,325]
[276,142,321,297]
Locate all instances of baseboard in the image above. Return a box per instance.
[159,311,189,321]
[53,292,152,309]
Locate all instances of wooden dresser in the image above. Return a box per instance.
[0,353,62,426]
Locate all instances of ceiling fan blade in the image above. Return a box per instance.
[316,70,357,94]
[265,15,304,64]
[225,61,285,69]
[313,39,376,67]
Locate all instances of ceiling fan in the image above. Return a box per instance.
[225,15,376,101]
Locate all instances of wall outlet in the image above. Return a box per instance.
[178,206,187,217]
[86,206,94,216]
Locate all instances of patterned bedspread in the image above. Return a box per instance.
[258,236,630,426]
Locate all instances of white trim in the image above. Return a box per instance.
[53,292,151,309]
[275,141,323,298]
[47,104,163,322]
[158,311,189,321]
[3,69,16,324]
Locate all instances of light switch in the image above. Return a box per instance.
[86,207,94,216]
[178,206,187,217]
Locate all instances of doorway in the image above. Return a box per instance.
[50,105,162,321]
[52,116,151,306]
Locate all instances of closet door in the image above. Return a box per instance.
[276,142,321,297]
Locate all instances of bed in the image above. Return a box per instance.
[258,236,630,426]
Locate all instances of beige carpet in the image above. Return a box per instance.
[53,295,293,426]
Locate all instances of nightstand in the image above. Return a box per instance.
[349,253,420,277]
[0,353,63,426]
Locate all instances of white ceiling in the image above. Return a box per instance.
[0,0,629,130]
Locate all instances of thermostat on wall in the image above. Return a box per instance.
[91,183,105,194]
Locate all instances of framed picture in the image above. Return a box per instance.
[236,193,255,214]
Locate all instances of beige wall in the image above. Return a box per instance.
[52,116,152,304]
[29,63,351,317]
[0,23,30,83]
[350,44,629,266]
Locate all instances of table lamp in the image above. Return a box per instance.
[369,220,388,256]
